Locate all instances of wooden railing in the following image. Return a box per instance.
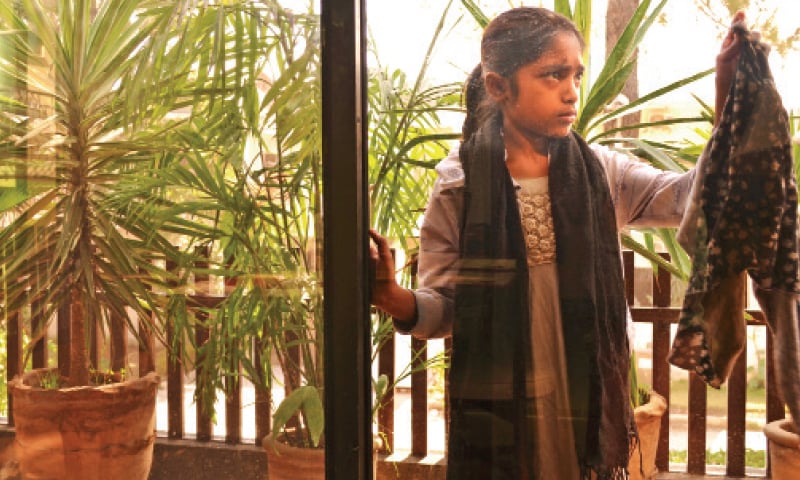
[374,250,784,478]
[3,250,786,478]
[3,248,271,447]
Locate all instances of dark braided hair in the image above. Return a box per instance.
[461,63,484,142]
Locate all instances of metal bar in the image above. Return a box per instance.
[321,0,371,476]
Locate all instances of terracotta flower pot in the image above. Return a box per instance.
[262,433,383,479]
[763,417,800,479]
[628,392,667,480]
[9,368,160,480]
[262,433,325,480]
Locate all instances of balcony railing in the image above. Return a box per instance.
[2,250,785,478]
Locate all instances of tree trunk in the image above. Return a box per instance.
[606,0,641,138]
[70,287,89,386]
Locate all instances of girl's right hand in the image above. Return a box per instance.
[369,229,418,324]
[369,229,397,305]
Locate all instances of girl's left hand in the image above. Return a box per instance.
[715,10,746,126]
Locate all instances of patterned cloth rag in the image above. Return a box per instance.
[668,24,800,432]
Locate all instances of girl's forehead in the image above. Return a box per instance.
[531,33,584,65]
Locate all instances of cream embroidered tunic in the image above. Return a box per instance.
[396,141,696,479]
[402,142,695,343]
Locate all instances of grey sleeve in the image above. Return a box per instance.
[592,143,696,229]
[402,179,462,339]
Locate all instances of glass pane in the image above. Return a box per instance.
[0,1,325,478]
[366,1,795,479]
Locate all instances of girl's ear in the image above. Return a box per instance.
[484,72,509,102]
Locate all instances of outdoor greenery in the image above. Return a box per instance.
[0,0,452,452]
[669,448,767,468]
[0,0,791,472]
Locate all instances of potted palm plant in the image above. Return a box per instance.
[0,1,268,478]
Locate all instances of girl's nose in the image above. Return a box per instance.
[563,80,579,104]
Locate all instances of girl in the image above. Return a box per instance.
[371,7,744,479]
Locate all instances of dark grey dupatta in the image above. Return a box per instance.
[449,113,636,479]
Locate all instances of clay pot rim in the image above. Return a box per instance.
[262,433,325,459]
[763,417,800,449]
[633,391,667,421]
[8,368,160,394]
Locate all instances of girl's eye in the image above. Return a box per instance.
[548,71,563,80]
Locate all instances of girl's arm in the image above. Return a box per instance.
[369,153,464,339]
[592,143,695,228]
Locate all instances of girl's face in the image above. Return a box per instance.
[488,32,584,146]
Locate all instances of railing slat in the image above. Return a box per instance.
[31,299,47,369]
[6,311,22,425]
[225,376,242,444]
[194,247,213,442]
[138,268,156,376]
[225,269,241,445]
[765,324,784,478]
[687,373,708,474]
[726,343,747,477]
[166,258,184,439]
[58,301,71,377]
[195,320,212,441]
[652,315,672,471]
[652,253,671,307]
[652,253,672,472]
[254,332,272,446]
[110,309,127,372]
[377,318,395,453]
[411,336,428,457]
[623,250,634,304]
[765,327,785,424]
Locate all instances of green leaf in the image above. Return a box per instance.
[576,0,669,134]
[272,385,324,448]
[460,0,490,28]
[621,233,686,280]
[587,68,715,135]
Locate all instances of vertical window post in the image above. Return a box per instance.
[321,0,372,478]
